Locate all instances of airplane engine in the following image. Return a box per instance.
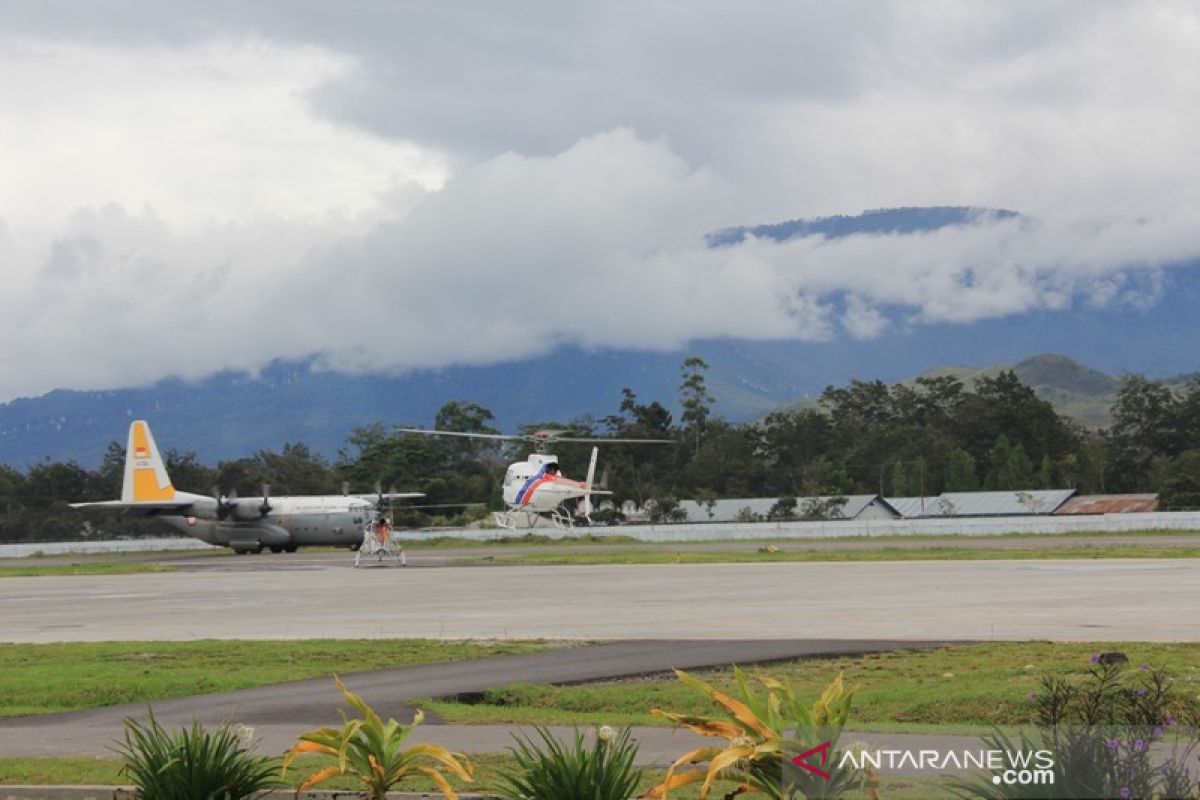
[230,501,270,521]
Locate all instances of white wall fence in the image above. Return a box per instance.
[428,511,1200,542]
[3,511,1199,557]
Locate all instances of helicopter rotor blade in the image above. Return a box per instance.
[396,428,521,441]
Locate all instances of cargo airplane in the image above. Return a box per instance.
[72,420,422,554]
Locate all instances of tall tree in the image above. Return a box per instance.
[679,356,715,456]
[1109,375,1181,490]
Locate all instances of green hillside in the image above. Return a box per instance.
[773,353,1188,429]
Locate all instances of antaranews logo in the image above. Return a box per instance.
[837,746,1056,787]
[790,741,833,779]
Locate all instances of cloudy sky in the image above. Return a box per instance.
[1,1,1198,400]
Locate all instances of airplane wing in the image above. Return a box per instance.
[70,498,200,518]
[351,492,425,502]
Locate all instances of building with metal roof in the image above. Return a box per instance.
[888,490,1076,518]
[1054,494,1158,515]
[671,495,901,523]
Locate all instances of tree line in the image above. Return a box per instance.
[3,359,1199,541]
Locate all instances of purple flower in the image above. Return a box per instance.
[1161,765,1172,776]
[1135,689,1148,697]
[1153,726,1163,738]
[1140,663,1150,671]
[1120,788,1131,799]
[1134,739,1145,752]
[1107,739,1120,751]
[1091,653,1100,663]
[1165,713,1177,726]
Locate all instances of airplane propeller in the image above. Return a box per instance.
[259,483,272,516]
[212,485,235,520]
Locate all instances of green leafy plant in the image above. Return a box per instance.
[647,668,865,799]
[949,658,1200,799]
[282,676,472,799]
[492,725,643,800]
[116,710,280,799]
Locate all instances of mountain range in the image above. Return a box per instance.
[2,206,1196,467]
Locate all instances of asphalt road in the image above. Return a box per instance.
[3,558,1198,642]
[0,639,945,759]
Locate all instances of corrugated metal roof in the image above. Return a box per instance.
[676,495,886,522]
[887,497,936,518]
[886,491,1077,517]
[927,490,1076,516]
[1054,494,1159,515]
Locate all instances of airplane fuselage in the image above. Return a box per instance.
[159,495,376,553]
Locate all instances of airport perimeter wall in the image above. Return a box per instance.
[435,511,1200,542]
[3,511,1199,556]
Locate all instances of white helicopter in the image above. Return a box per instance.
[396,428,673,529]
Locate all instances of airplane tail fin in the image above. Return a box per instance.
[122,420,177,504]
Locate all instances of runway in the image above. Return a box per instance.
[3,557,1198,642]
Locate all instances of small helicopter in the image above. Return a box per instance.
[396,428,673,529]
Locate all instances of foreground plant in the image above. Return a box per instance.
[116,710,281,799]
[492,724,643,800]
[647,668,865,799]
[949,658,1200,800]
[282,676,473,799]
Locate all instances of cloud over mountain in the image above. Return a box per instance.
[1,2,1199,401]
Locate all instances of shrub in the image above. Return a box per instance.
[283,676,472,799]
[116,711,280,799]
[950,658,1200,799]
[647,668,866,799]
[492,725,643,800]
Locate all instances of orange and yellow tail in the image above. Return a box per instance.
[122,420,176,503]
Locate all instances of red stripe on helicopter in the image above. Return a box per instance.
[519,474,586,506]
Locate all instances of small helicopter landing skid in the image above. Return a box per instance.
[354,515,406,568]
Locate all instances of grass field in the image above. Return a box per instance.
[469,543,1200,565]
[0,639,548,717]
[419,642,1200,730]
[0,562,171,578]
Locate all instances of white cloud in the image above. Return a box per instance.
[0,38,446,231]
[1,2,1200,400]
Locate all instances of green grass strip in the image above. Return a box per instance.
[420,641,1200,730]
[0,639,548,717]
[471,544,1200,565]
[0,563,172,578]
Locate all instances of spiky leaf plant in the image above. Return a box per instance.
[646,668,864,799]
[492,725,643,800]
[116,710,281,799]
[282,675,473,799]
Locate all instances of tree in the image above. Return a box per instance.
[1158,450,1200,510]
[987,436,1035,490]
[1109,375,1182,490]
[766,496,798,521]
[944,448,978,492]
[679,356,715,456]
[890,460,914,497]
[693,488,719,521]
